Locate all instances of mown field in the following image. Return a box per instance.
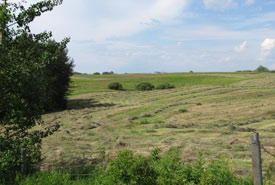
[41,72,275,180]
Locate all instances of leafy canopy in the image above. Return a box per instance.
[0,0,69,183]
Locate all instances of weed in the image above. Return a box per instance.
[140,119,150,125]
[145,129,157,133]
[178,108,188,113]
[156,120,164,124]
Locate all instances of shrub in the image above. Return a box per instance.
[18,149,252,185]
[156,83,175,90]
[108,82,123,90]
[178,109,188,113]
[197,103,202,106]
[93,72,101,75]
[103,150,157,185]
[136,82,155,91]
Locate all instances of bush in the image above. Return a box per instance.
[136,82,155,91]
[108,82,123,90]
[178,108,188,113]
[18,148,252,185]
[156,83,175,90]
[93,72,101,75]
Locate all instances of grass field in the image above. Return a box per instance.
[41,72,275,180]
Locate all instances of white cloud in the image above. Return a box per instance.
[162,25,275,41]
[244,0,255,5]
[93,0,188,41]
[203,0,254,10]
[222,56,231,62]
[261,38,275,56]
[30,0,188,41]
[203,0,238,10]
[235,41,247,52]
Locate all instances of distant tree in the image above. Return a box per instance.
[255,65,270,72]
[93,72,101,75]
[103,71,115,75]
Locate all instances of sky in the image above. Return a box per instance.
[28,0,275,73]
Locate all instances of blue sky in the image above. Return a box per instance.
[30,0,275,73]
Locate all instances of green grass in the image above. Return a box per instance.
[70,73,254,95]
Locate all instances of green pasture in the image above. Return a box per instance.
[70,72,260,95]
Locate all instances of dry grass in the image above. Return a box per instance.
[41,73,275,176]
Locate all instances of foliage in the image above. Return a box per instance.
[156,83,175,90]
[18,149,252,185]
[93,72,100,75]
[43,40,74,111]
[102,71,114,75]
[136,82,155,91]
[17,171,72,185]
[0,0,66,183]
[255,65,270,72]
[108,82,123,90]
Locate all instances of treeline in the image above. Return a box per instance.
[237,65,275,73]
[74,71,115,75]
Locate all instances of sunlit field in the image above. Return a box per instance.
[42,72,275,179]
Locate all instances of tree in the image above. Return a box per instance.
[255,65,270,72]
[0,0,68,183]
[42,39,74,111]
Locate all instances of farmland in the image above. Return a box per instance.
[41,72,275,177]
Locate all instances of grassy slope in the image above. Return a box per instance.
[42,72,275,179]
[70,72,257,95]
